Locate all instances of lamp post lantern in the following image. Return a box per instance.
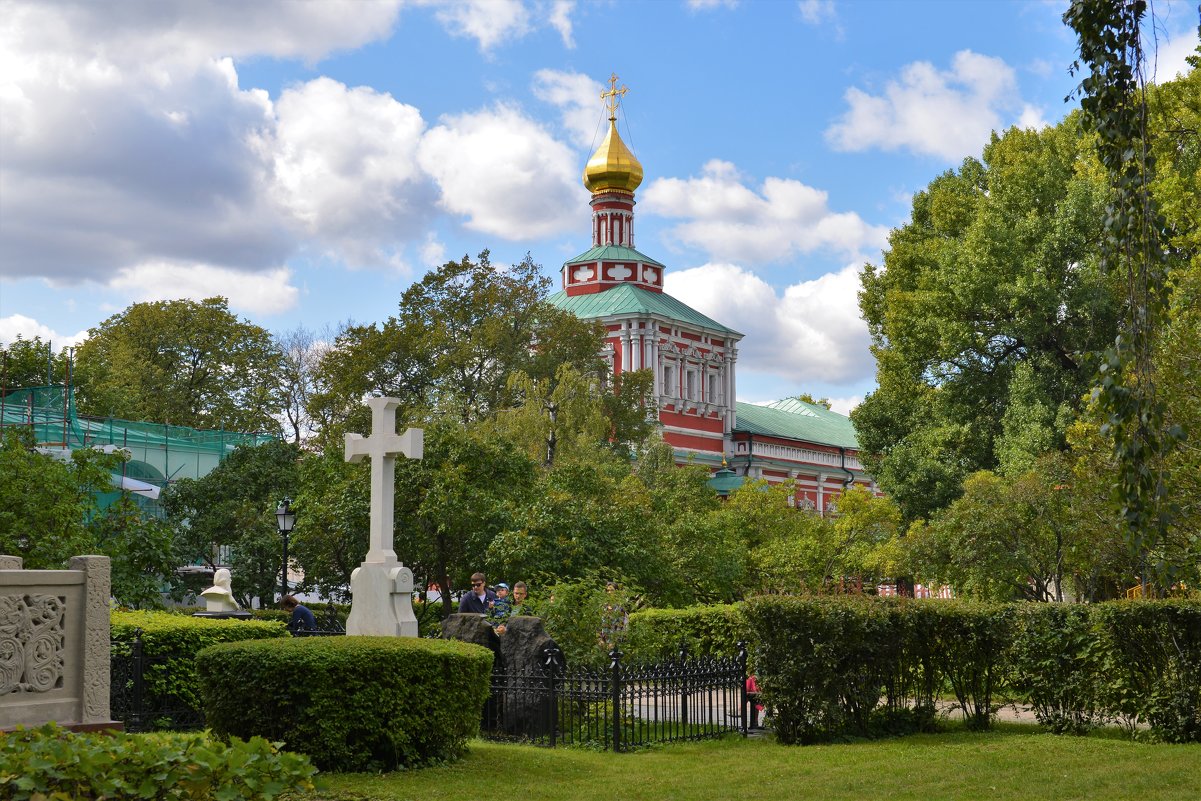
[276,498,296,603]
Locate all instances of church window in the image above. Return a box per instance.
[686,369,698,401]
[708,373,719,404]
[663,365,675,397]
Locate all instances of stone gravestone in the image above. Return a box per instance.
[0,555,118,732]
[344,397,423,637]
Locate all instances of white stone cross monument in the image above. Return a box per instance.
[344,397,423,637]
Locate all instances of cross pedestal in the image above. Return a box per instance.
[344,397,423,637]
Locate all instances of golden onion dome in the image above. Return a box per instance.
[583,118,644,195]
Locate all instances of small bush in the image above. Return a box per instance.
[0,723,317,801]
[927,601,1013,731]
[197,635,494,771]
[1008,604,1105,734]
[1089,600,1201,742]
[110,610,287,727]
[624,603,748,662]
[743,595,897,744]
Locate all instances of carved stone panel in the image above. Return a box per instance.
[0,594,66,695]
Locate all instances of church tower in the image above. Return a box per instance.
[547,75,743,466]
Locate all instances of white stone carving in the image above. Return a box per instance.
[344,397,423,637]
[200,568,239,612]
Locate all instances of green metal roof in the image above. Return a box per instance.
[547,283,742,336]
[564,244,665,268]
[707,466,746,495]
[733,399,860,449]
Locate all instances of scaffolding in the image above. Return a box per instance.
[0,384,275,515]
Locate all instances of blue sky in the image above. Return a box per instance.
[1,0,1197,413]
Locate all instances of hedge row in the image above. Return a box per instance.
[0,723,316,800]
[742,597,1201,744]
[196,636,494,772]
[624,603,748,661]
[110,610,287,723]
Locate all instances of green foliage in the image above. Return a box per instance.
[163,439,300,606]
[535,578,640,667]
[1008,604,1104,734]
[0,428,115,567]
[0,723,317,801]
[1088,601,1201,742]
[0,335,68,388]
[73,297,282,433]
[854,118,1116,524]
[110,610,286,720]
[94,493,181,608]
[742,595,899,743]
[925,601,1014,731]
[196,635,493,771]
[1065,0,1187,594]
[623,604,748,662]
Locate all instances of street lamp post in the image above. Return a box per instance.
[276,498,296,603]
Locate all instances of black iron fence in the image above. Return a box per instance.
[110,627,753,750]
[110,631,205,733]
[483,643,751,751]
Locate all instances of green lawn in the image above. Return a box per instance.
[301,724,1201,801]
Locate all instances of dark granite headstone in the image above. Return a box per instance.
[497,616,561,736]
[441,613,500,653]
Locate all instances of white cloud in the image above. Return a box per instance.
[420,234,448,267]
[0,315,89,348]
[420,0,531,52]
[549,1,576,48]
[532,69,606,146]
[109,263,299,316]
[665,262,874,385]
[687,0,738,10]
[827,395,863,416]
[798,0,835,25]
[417,103,585,239]
[825,50,1032,160]
[269,77,436,264]
[1151,22,1200,82]
[0,1,401,68]
[642,160,889,263]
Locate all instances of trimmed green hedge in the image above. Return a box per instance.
[110,610,287,726]
[742,596,1201,744]
[0,723,317,801]
[196,635,494,772]
[624,603,748,661]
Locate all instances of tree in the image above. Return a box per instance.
[162,439,300,606]
[0,428,113,568]
[308,252,607,447]
[74,297,282,433]
[854,120,1118,522]
[275,324,341,445]
[92,494,180,608]
[1,336,69,389]
[1064,2,1195,591]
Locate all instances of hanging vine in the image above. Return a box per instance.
[1063,0,1187,593]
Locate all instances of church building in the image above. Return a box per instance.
[547,78,876,513]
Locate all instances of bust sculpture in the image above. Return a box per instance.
[199,568,239,613]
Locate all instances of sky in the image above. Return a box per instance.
[1,0,1197,415]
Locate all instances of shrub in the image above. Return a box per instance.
[1008,603,1105,734]
[624,603,748,662]
[110,610,287,727]
[926,601,1013,731]
[537,579,641,667]
[743,595,896,743]
[0,723,317,801]
[1089,600,1201,742]
[197,635,494,771]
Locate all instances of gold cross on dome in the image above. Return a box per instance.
[600,73,628,121]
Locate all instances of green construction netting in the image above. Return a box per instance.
[1,385,275,515]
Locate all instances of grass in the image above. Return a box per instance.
[299,723,1201,801]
